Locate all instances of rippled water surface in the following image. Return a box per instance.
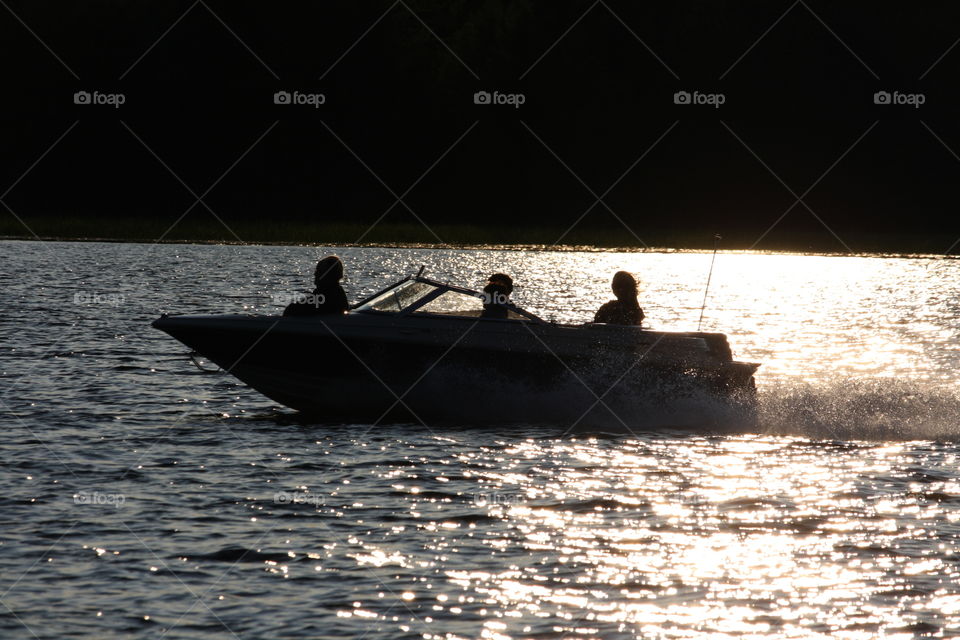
[3,240,960,639]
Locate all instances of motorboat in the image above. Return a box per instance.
[152,271,759,426]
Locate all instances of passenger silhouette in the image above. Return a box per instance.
[480,273,513,319]
[594,271,644,325]
[283,255,349,316]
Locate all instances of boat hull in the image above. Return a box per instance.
[153,313,758,426]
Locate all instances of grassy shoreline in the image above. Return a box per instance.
[2,217,957,256]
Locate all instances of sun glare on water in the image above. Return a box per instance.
[370,435,956,638]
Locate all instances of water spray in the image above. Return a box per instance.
[697,234,721,331]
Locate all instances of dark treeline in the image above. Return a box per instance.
[2,1,960,249]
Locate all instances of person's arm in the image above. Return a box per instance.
[594,302,611,323]
[333,286,349,312]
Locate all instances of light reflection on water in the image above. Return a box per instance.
[2,240,960,639]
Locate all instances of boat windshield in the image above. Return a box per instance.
[415,290,485,316]
[352,275,545,322]
[354,280,438,313]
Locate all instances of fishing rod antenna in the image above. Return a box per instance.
[697,234,722,331]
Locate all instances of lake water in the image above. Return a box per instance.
[2,239,960,639]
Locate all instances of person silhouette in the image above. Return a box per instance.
[593,271,644,325]
[283,255,349,316]
[480,273,513,319]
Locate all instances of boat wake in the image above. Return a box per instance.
[529,376,960,441]
[754,378,960,442]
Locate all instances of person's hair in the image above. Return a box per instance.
[314,255,344,288]
[487,273,513,294]
[611,271,638,299]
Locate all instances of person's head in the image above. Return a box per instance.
[487,273,513,295]
[611,271,638,300]
[314,255,344,288]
